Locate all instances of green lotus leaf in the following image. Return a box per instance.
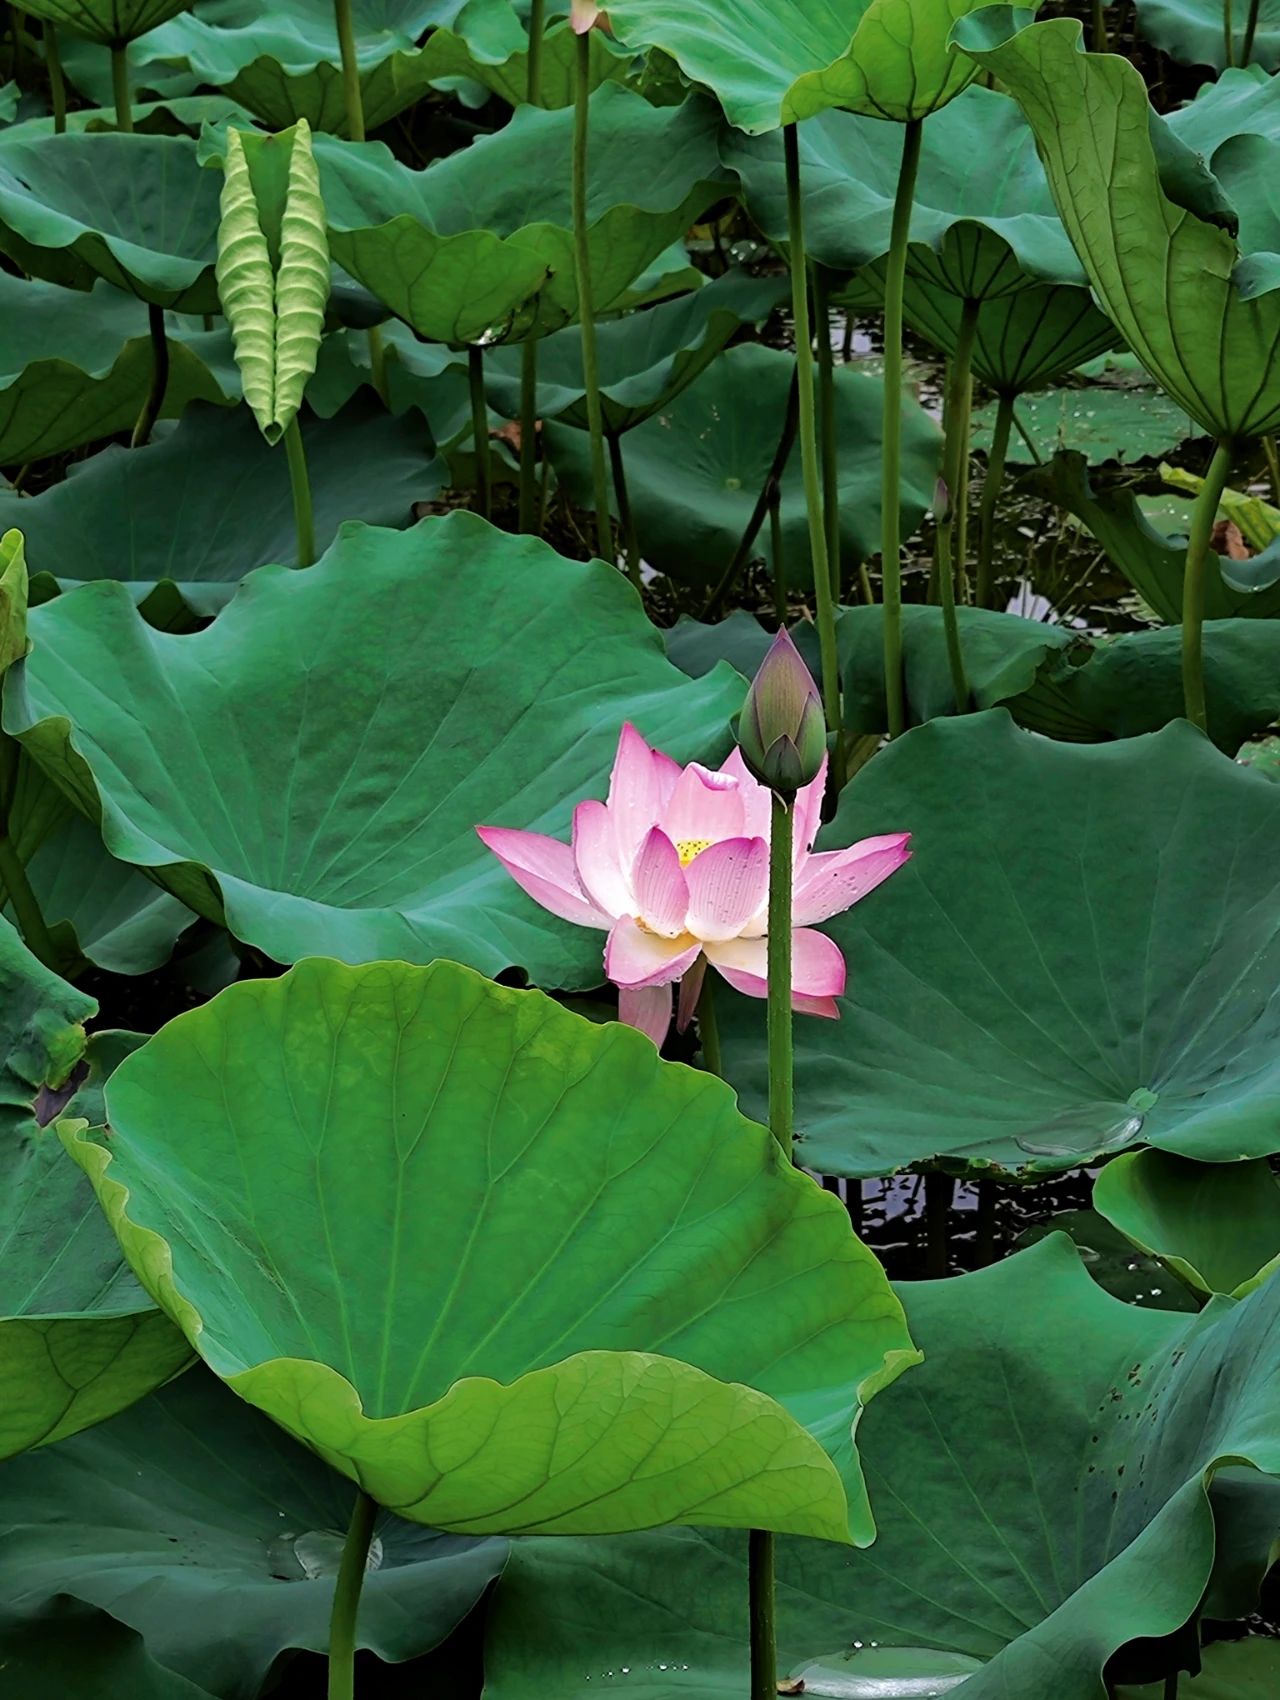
[901,277,1120,395]
[0,1364,506,1697]
[0,948,191,1461]
[665,610,823,684]
[63,958,918,1539]
[314,83,733,344]
[1095,1150,1280,1300]
[955,14,1280,440]
[2,396,442,620]
[0,1601,212,1700]
[216,121,329,443]
[1028,451,1280,622]
[1134,0,1280,73]
[1123,1639,1280,1698]
[1160,456,1280,552]
[12,0,193,46]
[1016,1209,1201,1312]
[607,0,1036,131]
[719,711,1280,1177]
[482,1235,1280,1700]
[479,269,787,435]
[5,513,745,979]
[548,343,940,590]
[0,133,222,312]
[0,276,238,464]
[970,375,1198,466]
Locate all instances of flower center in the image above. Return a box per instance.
[675,837,712,867]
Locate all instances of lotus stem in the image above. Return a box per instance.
[1242,0,1261,62]
[130,304,170,449]
[333,0,366,140]
[526,0,546,103]
[1090,0,1108,51]
[366,325,386,404]
[42,22,65,133]
[573,30,614,565]
[749,1527,777,1700]
[607,431,642,592]
[924,1172,953,1278]
[519,339,539,533]
[767,791,793,1161]
[881,118,923,740]
[701,368,799,620]
[1164,1675,1179,1700]
[935,301,976,710]
[1181,440,1232,734]
[327,1488,377,1700]
[769,481,787,625]
[1264,434,1280,505]
[936,497,970,715]
[976,391,1015,609]
[283,416,317,568]
[110,43,132,132]
[468,345,492,523]
[953,324,977,602]
[783,124,841,733]
[812,263,841,604]
[697,970,721,1075]
[975,1180,997,1266]
[1224,0,1235,65]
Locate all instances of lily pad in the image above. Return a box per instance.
[0,132,222,312]
[0,1363,506,1698]
[5,513,746,980]
[1016,1210,1201,1312]
[0,1601,212,1700]
[13,0,194,45]
[482,1234,1280,1700]
[2,395,441,619]
[0,951,191,1460]
[970,379,1198,467]
[1095,1149,1280,1299]
[902,278,1120,396]
[665,610,823,683]
[65,957,918,1539]
[957,14,1280,440]
[548,343,941,589]
[0,276,238,466]
[316,84,732,344]
[719,711,1280,1177]
[606,0,1037,132]
[1134,0,1280,73]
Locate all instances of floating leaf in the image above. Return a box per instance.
[5,513,745,980]
[719,712,1280,1177]
[1134,0,1280,73]
[64,959,918,1539]
[970,379,1198,466]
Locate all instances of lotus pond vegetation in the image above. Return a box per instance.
[0,1,1278,1697]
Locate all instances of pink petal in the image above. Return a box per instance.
[571,0,602,31]
[792,927,847,1000]
[792,755,829,863]
[605,723,679,868]
[684,836,769,942]
[717,747,772,840]
[676,953,707,1033]
[792,834,912,926]
[659,762,745,848]
[476,825,609,929]
[572,799,632,919]
[704,928,846,1008]
[631,828,690,937]
[605,916,700,989]
[619,983,672,1048]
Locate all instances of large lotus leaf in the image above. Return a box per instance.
[837,604,1280,752]
[5,514,746,980]
[1,396,441,619]
[1125,1639,1280,1698]
[0,951,191,1460]
[64,958,918,1539]
[480,269,787,435]
[1135,0,1280,73]
[1095,1150,1280,1300]
[0,1601,212,1700]
[0,276,238,465]
[548,343,940,589]
[956,15,1280,441]
[1028,452,1280,622]
[901,278,1120,394]
[315,84,732,345]
[13,0,193,45]
[971,377,1198,466]
[607,0,1036,132]
[0,133,222,312]
[720,711,1280,1177]
[482,1235,1280,1700]
[0,1364,506,1699]
[665,610,823,685]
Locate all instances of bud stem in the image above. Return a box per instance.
[766,792,793,1161]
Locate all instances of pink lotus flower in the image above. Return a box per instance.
[477,724,910,1048]
[571,0,608,32]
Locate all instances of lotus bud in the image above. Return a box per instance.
[572,0,609,31]
[932,476,951,525]
[738,628,826,797]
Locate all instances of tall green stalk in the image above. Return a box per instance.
[526,0,546,102]
[130,304,170,448]
[812,263,841,604]
[517,0,548,535]
[328,1489,377,1700]
[468,344,492,522]
[110,43,132,131]
[334,0,365,140]
[783,124,841,732]
[976,391,1015,608]
[608,432,642,591]
[767,791,793,1161]
[573,30,613,564]
[749,1528,777,1700]
[880,119,924,740]
[283,417,317,568]
[1181,440,1233,734]
[42,22,66,132]
[951,303,978,596]
[935,485,970,713]
[934,298,976,708]
[1242,0,1261,62]
[1224,0,1235,65]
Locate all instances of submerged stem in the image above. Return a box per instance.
[468,344,492,523]
[976,391,1015,609]
[43,23,66,133]
[519,338,540,534]
[334,0,366,140]
[327,1489,377,1700]
[110,43,132,131]
[880,118,923,739]
[283,416,317,568]
[784,124,841,734]
[130,303,170,449]
[1181,440,1233,734]
[573,31,613,564]
[608,432,642,592]
[749,1527,777,1700]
